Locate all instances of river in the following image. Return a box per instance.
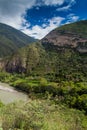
[0,82,29,104]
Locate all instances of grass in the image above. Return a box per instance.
[0,99,87,130]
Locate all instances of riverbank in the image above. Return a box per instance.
[0,82,29,104]
[0,84,15,92]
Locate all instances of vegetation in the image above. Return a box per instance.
[0,72,87,114]
[57,20,87,38]
[4,41,87,82]
[0,99,87,130]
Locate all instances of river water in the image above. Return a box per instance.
[0,82,29,104]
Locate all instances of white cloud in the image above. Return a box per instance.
[43,0,65,6]
[22,17,65,39]
[0,0,77,39]
[66,14,79,24]
[0,0,36,29]
[57,0,75,11]
[57,4,71,11]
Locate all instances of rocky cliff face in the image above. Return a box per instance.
[42,29,87,53]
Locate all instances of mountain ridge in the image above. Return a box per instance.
[42,20,87,53]
[0,23,36,57]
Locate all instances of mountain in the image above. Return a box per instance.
[0,23,36,57]
[42,20,87,53]
[1,20,87,82]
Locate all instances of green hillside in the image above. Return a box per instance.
[4,40,87,82]
[0,23,36,57]
[56,20,87,38]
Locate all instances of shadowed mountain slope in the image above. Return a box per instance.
[0,23,36,57]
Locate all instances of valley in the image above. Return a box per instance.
[0,20,87,130]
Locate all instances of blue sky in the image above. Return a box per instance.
[0,0,87,39]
